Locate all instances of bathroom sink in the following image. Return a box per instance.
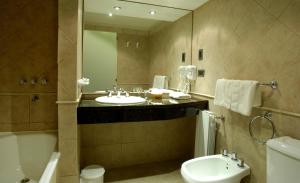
[181,154,250,183]
[95,96,146,105]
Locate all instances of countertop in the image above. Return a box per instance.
[77,97,209,124]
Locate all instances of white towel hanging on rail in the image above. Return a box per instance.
[214,79,261,116]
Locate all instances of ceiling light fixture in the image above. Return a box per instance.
[149,10,156,15]
[108,12,113,17]
[114,6,121,10]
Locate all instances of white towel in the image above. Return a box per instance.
[214,79,231,109]
[169,91,191,100]
[214,79,261,116]
[194,111,216,157]
[230,80,259,116]
[153,75,168,89]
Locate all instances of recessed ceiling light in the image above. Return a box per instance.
[149,10,156,15]
[108,12,113,17]
[114,6,121,11]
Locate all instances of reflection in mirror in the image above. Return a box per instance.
[83,0,207,92]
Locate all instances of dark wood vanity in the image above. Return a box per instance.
[77,98,208,124]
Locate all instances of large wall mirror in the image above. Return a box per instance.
[83,0,207,92]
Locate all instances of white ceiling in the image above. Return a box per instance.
[85,12,166,31]
[84,0,209,32]
[120,0,209,10]
[85,0,191,22]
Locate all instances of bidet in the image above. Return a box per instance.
[181,154,250,183]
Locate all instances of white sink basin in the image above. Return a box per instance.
[181,154,250,183]
[95,96,146,105]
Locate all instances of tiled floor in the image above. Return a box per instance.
[104,159,186,183]
[107,170,184,183]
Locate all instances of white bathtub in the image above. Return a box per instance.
[0,131,60,183]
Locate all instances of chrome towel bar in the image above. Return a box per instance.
[258,80,278,89]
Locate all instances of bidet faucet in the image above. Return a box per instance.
[237,158,245,168]
[222,149,228,156]
[231,152,238,161]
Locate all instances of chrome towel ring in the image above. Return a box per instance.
[249,112,276,144]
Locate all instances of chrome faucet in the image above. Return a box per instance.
[222,149,228,157]
[117,88,123,97]
[106,85,120,97]
[106,88,114,97]
[237,158,245,168]
[231,152,238,161]
[107,86,130,97]
[117,88,130,97]
[113,85,118,92]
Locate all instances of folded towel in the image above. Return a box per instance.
[214,79,261,116]
[153,75,168,89]
[230,80,260,116]
[170,91,191,100]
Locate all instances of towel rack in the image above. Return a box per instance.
[258,80,278,89]
[206,111,225,121]
[249,112,276,144]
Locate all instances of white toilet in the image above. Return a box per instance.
[266,136,300,183]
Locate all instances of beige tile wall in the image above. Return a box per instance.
[192,0,300,114]
[0,1,58,93]
[57,0,83,182]
[149,0,300,182]
[0,1,58,132]
[117,33,151,90]
[189,0,300,183]
[80,117,196,169]
[149,13,193,89]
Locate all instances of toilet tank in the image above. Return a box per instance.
[266,136,300,183]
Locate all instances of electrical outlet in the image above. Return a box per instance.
[198,69,205,77]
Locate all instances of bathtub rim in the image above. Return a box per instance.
[39,152,60,183]
[0,130,58,137]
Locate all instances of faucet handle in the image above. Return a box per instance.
[40,77,48,85]
[113,85,118,91]
[237,158,245,168]
[231,152,238,161]
[31,77,38,85]
[221,149,228,157]
[108,91,113,97]
[19,78,27,85]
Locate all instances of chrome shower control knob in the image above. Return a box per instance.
[40,78,48,85]
[231,152,238,161]
[31,78,37,85]
[31,95,39,102]
[19,79,27,85]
